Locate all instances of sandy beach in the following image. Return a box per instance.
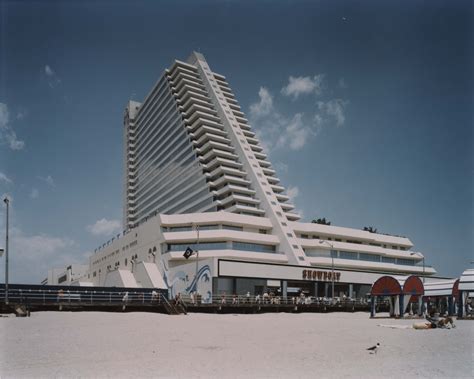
[0,311,472,378]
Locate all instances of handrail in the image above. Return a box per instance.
[182,293,377,306]
[0,287,166,306]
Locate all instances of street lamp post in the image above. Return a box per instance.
[3,197,10,305]
[319,240,335,298]
[194,224,200,295]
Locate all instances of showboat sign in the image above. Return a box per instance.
[302,269,341,282]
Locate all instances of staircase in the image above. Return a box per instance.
[162,297,187,315]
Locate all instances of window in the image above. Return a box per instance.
[340,251,358,260]
[382,256,396,264]
[167,242,228,252]
[287,233,293,237]
[259,229,267,234]
[125,258,128,266]
[222,224,243,231]
[301,234,309,239]
[169,226,193,232]
[359,253,381,262]
[233,241,276,253]
[199,224,219,231]
[397,258,415,266]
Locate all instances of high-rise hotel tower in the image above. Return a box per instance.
[123,52,308,266]
[46,52,436,301]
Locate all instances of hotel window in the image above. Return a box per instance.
[125,258,128,266]
[287,233,293,237]
[359,253,381,262]
[169,226,193,232]
[199,224,219,231]
[340,251,358,260]
[167,242,228,252]
[259,229,267,234]
[233,241,275,253]
[301,234,309,239]
[397,258,415,266]
[382,256,396,264]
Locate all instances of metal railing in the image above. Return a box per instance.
[182,293,374,307]
[0,286,166,306]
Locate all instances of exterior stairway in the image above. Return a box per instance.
[162,297,187,315]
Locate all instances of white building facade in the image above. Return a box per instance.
[46,52,436,299]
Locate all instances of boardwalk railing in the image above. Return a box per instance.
[182,293,375,307]
[0,285,167,306]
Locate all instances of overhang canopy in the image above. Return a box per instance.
[371,275,424,296]
[459,268,474,292]
[424,279,459,297]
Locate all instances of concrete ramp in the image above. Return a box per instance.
[134,262,168,289]
[104,269,139,288]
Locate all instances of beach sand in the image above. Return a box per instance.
[1,311,472,378]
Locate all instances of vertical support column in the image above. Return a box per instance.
[457,291,463,318]
[282,280,288,299]
[418,296,423,316]
[313,282,319,298]
[370,296,376,318]
[349,284,353,299]
[448,296,453,316]
[324,283,329,298]
[399,295,404,318]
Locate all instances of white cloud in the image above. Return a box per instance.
[281,75,324,99]
[286,186,300,202]
[0,103,25,150]
[44,64,61,88]
[249,89,320,152]
[250,87,273,117]
[278,113,313,150]
[29,188,39,199]
[317,99,348,127]
[7,227,78,283]
[87,218,121,237]
[38,175,55,187]
[45,65,54,76]
[0,172,12,184]
[16,108,28,120]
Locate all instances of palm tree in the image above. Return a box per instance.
[312,217,331,226]
[363,226,378,233]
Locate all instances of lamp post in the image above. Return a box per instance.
[3,197,10,305]
[319,240,335,298]
[194,224,200,295]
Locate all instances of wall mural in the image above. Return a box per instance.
[161,260,212,303]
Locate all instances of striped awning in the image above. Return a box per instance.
[459,268,474,291]
[424,279,459,297]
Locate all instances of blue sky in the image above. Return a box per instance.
[0,0,472,283]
